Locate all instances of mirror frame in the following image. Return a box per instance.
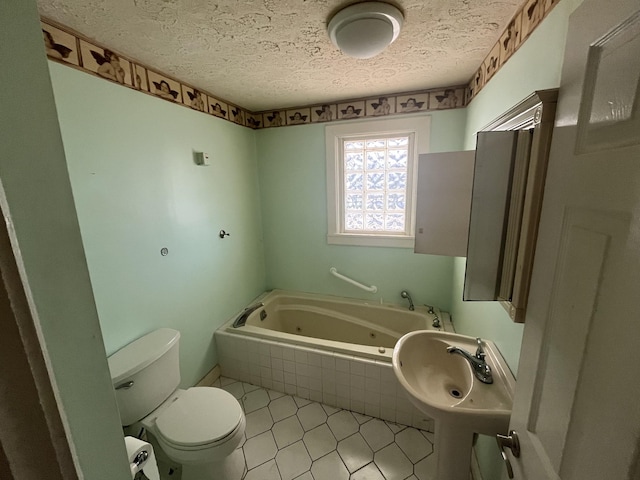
[474,89,558,322]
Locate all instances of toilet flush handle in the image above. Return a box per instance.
[115,381,134,390]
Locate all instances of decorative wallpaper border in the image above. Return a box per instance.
[254,88,467,128]
[40,17,467,130]
[41,0,559,129]
[41,18,250,127]
[467,0,561,101]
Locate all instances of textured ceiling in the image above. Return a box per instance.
[37,0,522,112]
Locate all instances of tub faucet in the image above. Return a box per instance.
[232,302,264,328]
[424,304,440,328]
[400,290,414,311]
[446,338,493,384]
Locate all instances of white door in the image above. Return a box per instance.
[504,0,640,478]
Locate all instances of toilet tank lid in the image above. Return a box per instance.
[108,328,180,385]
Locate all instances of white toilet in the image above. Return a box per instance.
[108,328,246,480]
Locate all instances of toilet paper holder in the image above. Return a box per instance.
[133,451,148,467]
[125,436,160,480]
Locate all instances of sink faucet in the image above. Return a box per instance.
[232,302,264,328]
[400,290,414,311]
[446,338,493,384]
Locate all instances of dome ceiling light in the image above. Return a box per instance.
[327,2,404,59]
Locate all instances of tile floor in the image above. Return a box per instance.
[214,376,438,480]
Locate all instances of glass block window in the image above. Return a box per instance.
[342,135,412,235]
[326,116,428,248]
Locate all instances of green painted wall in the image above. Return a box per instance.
[0,1,130,478]
[48,63,266,387]
[452,0,584,377]
[6,1,587,477]
[452,2,584,478]
[256,109,467,311]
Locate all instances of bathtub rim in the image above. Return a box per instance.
[219,289,453,362]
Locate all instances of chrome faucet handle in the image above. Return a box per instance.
[475,338,486,360]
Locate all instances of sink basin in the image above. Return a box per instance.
[392,330,515,436]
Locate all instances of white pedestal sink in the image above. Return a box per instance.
[392,331,515,480]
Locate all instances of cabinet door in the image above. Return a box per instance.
[414,151,475,257]
[463,131,520,301]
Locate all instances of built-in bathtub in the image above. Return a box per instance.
[215,290,453,430]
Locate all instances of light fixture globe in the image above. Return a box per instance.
[327,2,404,59]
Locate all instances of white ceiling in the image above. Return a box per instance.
[37,0,522,112]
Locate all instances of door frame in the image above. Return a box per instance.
[0,200,79,480]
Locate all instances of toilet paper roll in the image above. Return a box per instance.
[124,436,160,480]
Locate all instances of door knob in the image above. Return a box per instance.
[496,430,520,479]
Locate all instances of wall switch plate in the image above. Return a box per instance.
[194,151,210,165]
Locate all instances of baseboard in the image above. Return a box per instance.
[196,364,221,387]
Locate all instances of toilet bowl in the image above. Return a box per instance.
[108,329,246,480]
[141,387,246,478]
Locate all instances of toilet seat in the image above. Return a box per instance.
[155,387,243,449]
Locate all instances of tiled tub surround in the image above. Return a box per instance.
[215,376,438,480]
[215,291,453,431]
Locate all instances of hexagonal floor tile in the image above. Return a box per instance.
[293,472,313,480]
[241,382,259,392]
[220,376,237,386]
[360,419,394,452]
[352,412,371,424]
[221,381,245,399]
[243,431,277,470]
[310,451,349,480]
[322,404,340,416]
[245,459,281,480]
[272,415,304,449]
[243,388,270,413]
[269,395,298,422]
[268,389,286,400]
[337,432,373,473]
[327,410,359,441]
[245,406,274,439]
[395,427,433,463]
[374,443,413,480]
[385,421,406,434]
[350,462,385,480]
[297,402,327,431]
[275,441,312,480]
[294,396,312,408]
[414,453,437,480]
[421,430,435,443]
[303,424,337,461]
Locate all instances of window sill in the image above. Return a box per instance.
[327,233,415,248]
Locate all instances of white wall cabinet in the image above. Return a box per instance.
[415,90,558,322]
[414,151,475,257]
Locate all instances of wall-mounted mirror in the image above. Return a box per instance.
[414,89,557,322]
[464,130,532,301]
[463,89,558,322]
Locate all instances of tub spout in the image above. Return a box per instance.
[232,302,264,328]
[400,290,414,311]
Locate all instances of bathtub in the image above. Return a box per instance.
[215,290,452,429]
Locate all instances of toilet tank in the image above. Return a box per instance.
[108,328,181,426]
